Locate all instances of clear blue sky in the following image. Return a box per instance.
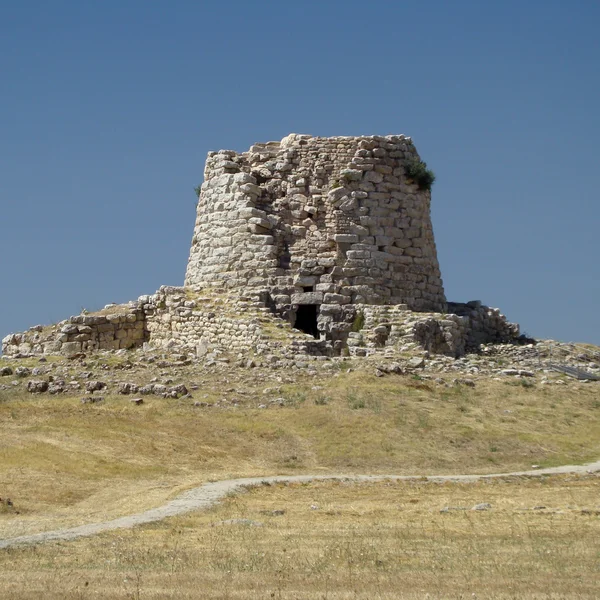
[1,0,599,346]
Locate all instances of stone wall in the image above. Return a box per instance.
[185,134,446,343]
[345,302,520,358]
[142,287,264,353]
[2,306,146,357]
[2,288,521,360]
[1,287,325,359]
[447,301,520,351]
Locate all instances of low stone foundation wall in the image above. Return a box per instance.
[2,287,320,359]
[2,306,146,357]
[447,301,520,350]
[345,305,467,357]
[142,287,265,353]
[345,301,520,357]
[2,288,522,360]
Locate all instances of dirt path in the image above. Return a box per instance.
[2,459,599,550]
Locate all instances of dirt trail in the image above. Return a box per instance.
[2,459,599,550]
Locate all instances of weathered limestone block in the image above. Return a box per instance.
[291,292,324,305]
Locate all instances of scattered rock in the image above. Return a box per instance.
[117,382,139,395]
[48,380,66,394]
[85,381,107,393]
[130,397,144,405]
[169,384,188,397]
[472,503,492,511]
[453,378,476,387]
[27,380,48,393]
[81,396,104,404]
[407,357,425,369]
[0,367,14,377]
[15,366,31,378]
[212,519,263,527]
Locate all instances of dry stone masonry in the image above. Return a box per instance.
[186,134,446,348]
[2,134,525,360]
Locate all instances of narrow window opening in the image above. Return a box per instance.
[294,305,319,338]
[279,241,291,269]
[378,245,385,252]
[303,286,314,292]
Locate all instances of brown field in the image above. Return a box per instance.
[1,364,599,538]
[1,360,599,598]
[1,475,599,599]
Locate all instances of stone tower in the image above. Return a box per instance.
[185,134,446,345]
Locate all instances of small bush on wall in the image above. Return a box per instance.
[404,159,436,191]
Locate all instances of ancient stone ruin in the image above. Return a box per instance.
[2,134,522,359]
[185,133,445,347]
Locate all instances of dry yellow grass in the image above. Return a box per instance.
[1,365,599,540]
[0,475,598,599]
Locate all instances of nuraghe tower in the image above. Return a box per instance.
[3,134,522,359]
[185,133,446,344]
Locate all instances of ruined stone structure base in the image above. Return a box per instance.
[2,134,523,359]
[2,286,520,360]
[186,134,446,346]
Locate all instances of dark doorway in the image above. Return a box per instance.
[294,305,319,338]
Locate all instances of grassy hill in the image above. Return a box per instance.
[1,350,599,598]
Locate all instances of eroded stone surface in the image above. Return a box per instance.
[185,134,446,345]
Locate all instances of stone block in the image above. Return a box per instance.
[239,183,261,196]
[60,324,79,334]
[323,293,351,304]
[61,341,82,354]
[233,172,257,184]
[327,186,350,202]
[333,234,359,243]
[249,224,271,234]
[239,207,267,219]
[294,275,317,287]
[291,292,324,305]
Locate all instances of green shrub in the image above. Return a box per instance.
[194,184,202,197]
[404,159,436,191]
